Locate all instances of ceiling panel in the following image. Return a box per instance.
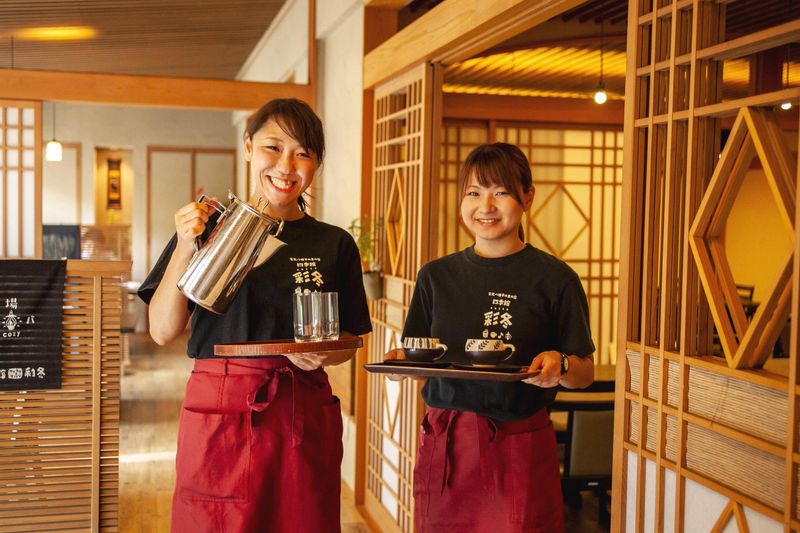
[0,1,286,79]
[444,0,800,101]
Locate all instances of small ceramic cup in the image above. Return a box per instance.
[464,338,515,366]
[402,337,448,362]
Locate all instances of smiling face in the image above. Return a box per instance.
[460,171,533,253]
[244,118,319,220]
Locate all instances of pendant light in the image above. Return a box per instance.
[594,9,608,104]
[781,45,792,110]
[781,0,793,110]
[45,102,62,162]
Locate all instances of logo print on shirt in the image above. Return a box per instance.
[481,291,517,341]
[290,257,324,287]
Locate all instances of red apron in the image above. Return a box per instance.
[414,407,563,533]
[171,357,343,533]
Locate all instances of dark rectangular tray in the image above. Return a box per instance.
[364,361,539,382]
[214,336,362,357]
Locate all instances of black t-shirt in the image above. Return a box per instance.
[138,214,372,357]
[402,244,595,421]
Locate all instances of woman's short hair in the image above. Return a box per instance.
[244,99,324,212]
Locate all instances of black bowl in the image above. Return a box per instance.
[403,348,445,362]
[464,350,509,366]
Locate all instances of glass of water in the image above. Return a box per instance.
[293,289,322,342]
[319,292,339,340]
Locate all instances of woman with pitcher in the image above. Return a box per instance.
[139,98,371,532]
[386,142,596,532]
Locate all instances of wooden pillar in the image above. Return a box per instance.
[355,4,399,510]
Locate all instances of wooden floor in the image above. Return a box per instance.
[119,331,607,532]
[118,332,373,532]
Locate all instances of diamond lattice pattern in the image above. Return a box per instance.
[689,107,795,369]
[530,184,590,257]
[386,169,406,276]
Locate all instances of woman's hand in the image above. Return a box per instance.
[287,349,355,371]
[174,200,215,254]
[523,350,562,388]
[384,348,407,381]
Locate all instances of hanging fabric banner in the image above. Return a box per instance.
[0,260,65,390]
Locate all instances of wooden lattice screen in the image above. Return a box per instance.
[0,100,41,259]
[359,62,440,533]
[439,120,623,364]
[614,0,800,531]
[0,260,126,531]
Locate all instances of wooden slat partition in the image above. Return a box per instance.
[613,0,800,529]
[0,260,128,532]
[358,62,439,533]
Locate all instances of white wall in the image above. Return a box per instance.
[316,1,364,230]
[624,455,783,532]
[44,102,236,281]
[236,0,364,229]
[237,0,365,489]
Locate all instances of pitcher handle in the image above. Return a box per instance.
[194,195,227,251]
[273,219,285,238]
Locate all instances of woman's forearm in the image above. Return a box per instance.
[148,246,194,345]
[558,354,595,389]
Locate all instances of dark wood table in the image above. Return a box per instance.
[557,363,616,394]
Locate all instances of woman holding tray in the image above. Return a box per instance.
[138,98,371,533]
[385,142,595,532]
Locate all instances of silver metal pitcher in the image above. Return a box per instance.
[177,192,285,314]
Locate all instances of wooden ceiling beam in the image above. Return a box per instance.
[364,0,586,89]
[363,0,410,7]
[0,68,313,110]
[443,92,624,125]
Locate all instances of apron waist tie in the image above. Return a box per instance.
[429,410,498,496]
[427,409,461,496]
[476,417,498,493]
[246,366,305,447]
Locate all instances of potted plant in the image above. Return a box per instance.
[348,216,383,300]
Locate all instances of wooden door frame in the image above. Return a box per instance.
[356,2,595,530]
[145,146,236,271]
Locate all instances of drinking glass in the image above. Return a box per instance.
[319,292,339,340]
[293,290,322,342]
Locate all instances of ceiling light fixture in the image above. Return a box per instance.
[594,10,607,105]
[15,26,97,41]
[781,0,793,110]
[45,103,62,162]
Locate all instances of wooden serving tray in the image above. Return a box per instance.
[214,336,363,357]
[364,361,540,382]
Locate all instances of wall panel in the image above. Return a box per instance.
[0,100,41,258]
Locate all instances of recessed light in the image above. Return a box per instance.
[15,26,98,41]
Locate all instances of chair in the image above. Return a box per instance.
[735,284,755,303]
[553,393,614,525]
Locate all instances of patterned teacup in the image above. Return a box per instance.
[464,338,515,366]
[402,337,448,362]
